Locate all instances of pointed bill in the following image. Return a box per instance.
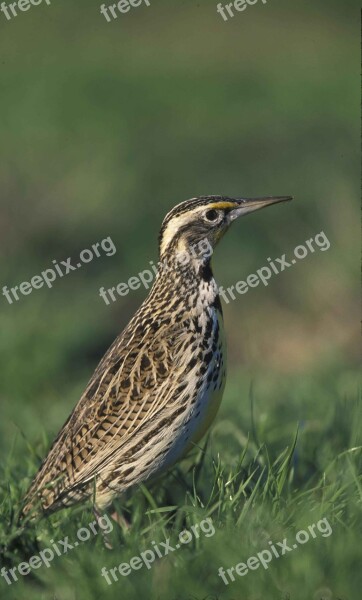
[228,196,293,221]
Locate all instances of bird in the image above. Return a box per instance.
[21,195,292,522]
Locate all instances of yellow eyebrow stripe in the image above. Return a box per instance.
[206,201,237,210]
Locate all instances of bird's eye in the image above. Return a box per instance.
[204,209,219,223]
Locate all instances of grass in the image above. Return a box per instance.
[1,370,360,600]
[0,0,359,598]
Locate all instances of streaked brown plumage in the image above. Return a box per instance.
[21,194,292,520]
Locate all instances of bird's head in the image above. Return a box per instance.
[158,195,292,263]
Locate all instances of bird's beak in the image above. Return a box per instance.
[228,196,293,222]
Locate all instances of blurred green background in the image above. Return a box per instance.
[0,0,360,599]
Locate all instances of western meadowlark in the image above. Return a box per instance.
[21,195,292,521]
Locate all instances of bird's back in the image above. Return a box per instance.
[22,267,226,517]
